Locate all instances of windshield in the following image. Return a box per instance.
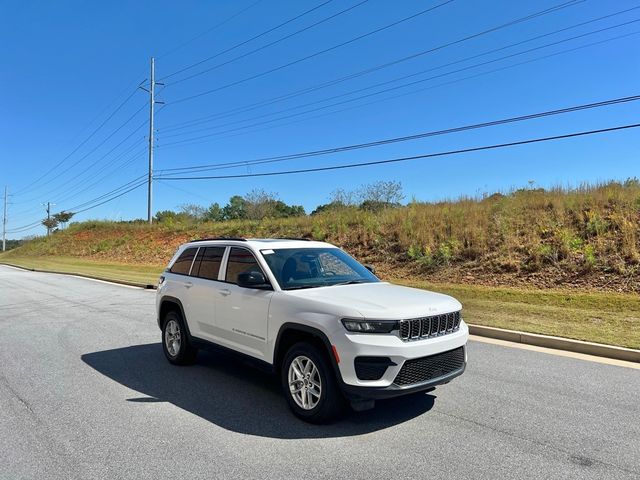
[260,247,379,290]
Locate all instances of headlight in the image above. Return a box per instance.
[341,319,398,333]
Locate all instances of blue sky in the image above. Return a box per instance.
[1,0,639,238]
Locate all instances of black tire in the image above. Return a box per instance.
[281,342,344,423]
[161,310,198,365]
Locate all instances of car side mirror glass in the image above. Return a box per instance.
[237,271,271,289]
[364,264,376,274]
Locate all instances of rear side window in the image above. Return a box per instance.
[170,247,197,275]
[225,247,264,284]
[192,247,225,280]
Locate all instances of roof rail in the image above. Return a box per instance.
[190,237,246,242]
[275,237,311,241]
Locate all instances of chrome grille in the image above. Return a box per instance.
[399,311,461,341]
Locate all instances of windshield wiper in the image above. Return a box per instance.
[283,285,322,290]
[332,280,369,286]
[285,280,370,290]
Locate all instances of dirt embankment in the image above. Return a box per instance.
[5,181,640,293]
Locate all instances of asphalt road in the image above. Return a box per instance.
[0,265,638,480]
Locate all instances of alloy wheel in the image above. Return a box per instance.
[288,355,322,410]
[165,319,181,357]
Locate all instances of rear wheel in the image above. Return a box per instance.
[162,310,197,365]
[281,342,344,423]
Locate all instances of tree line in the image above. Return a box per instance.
[35,181,404,230]
[154,181,404,224]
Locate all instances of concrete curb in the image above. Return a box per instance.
[469,324,640,363]
[0,262,157,290]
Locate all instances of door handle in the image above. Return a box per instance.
[184,281,193,289]
[218,288,231,296]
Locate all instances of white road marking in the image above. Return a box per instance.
[0,264,29,272]
[65,274,148,290]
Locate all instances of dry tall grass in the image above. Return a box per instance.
[7,180,640,291]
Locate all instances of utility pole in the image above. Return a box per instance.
[42,201,56,237]
[147,57,155,225]
[2,186,7,252]
[46,202,51,237]
[139,58,163,224]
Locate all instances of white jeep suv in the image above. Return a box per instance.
[156,238,468,423]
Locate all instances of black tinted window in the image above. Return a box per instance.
[193,247,225,280]
[261,248,378,290]
[170,247,197,275]
[226,248,263,284]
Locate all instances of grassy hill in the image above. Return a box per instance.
[3,180,640,348]
[5,180,640,291]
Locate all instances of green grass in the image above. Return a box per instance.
[2,255,638,349]
[1,256,163,285]
[402,280,640,349]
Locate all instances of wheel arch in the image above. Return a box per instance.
[158,296,193,338]
[274,323,342,381]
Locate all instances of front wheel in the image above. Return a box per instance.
[162,310,197,365]
[281,342,344,423]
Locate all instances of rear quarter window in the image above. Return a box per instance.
[192,247,225,280]
[170,247,197,275]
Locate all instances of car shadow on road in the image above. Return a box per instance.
[81,343,436,439]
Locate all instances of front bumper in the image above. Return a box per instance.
[341,359,466,400]
[330,320,469,395]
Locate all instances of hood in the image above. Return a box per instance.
[286,282,461,319]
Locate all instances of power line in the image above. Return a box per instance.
[49,104,166,208]
[158,21,640,149]
[157,0,265,59]
[161,0,338,81]
[18,28,627,231]
[157,30,640,149]
[155,123,640,181]
[169,0,455,105]
[6,220,43,235]
[161,0,584,129]
[71,181,147,215]
[154,94,640,176]
[65,176,148,212]
[160,4,638,139]
[12,86,142,196]
[7,127,148,220]
[13,102,148,204]
[5,173,148,234]
[7,84,165,229]
[12,87,167,207]
[156,179,215,203]
[10,177,149,231]
[164,0,370,86]
[54,144,148,206]
[7,139,147,219]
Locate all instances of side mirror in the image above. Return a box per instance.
[364,264,376,274]
[237,271,271,289]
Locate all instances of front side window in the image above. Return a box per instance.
[192,247,225,280]
[261,248,378,290]
[225,247,265,285]
[170,247,197,275]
